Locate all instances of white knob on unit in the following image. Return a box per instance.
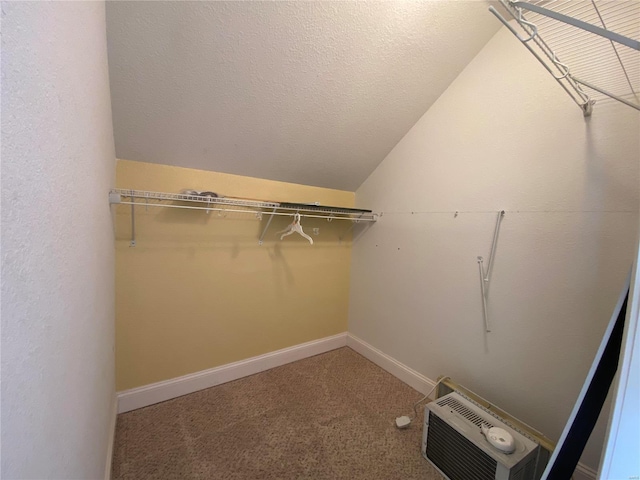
[481,424,515,454]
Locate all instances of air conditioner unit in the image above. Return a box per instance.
[422,392,540,480]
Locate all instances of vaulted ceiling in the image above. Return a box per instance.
[106,1,501,191]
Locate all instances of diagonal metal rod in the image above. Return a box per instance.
[339,215,365,242]
[512,1,640,51]
[258,208,277,246]
[574,77,640,111]
[484,210,505,282]
[478,257,490,333]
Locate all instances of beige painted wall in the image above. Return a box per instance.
[349,27,639,471]
[115,160,354,390]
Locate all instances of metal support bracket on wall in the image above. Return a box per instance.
[477,210,505,332]
[129,195,136,247]
[109,189,137,247]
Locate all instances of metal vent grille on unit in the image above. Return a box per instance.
[436,396,495,429]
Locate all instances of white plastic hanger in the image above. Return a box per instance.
[278,213,313,245]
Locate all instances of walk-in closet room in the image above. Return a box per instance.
[2,1,639,479]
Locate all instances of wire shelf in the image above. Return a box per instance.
[526,0,639,106]
[490,0,640,114]
[109,188,378,246]
[110,189,377,221]
[111,189,280,209]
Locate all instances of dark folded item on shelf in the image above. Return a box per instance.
[279,202,372,214]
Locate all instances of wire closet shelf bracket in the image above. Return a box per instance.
[109,189,378,246]
[489,0,640,116]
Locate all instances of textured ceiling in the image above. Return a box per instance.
[106,1,500,191]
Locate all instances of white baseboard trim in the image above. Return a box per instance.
[104,394,118,480]
[117,332,348,413]
[573,462,597,480]
[346,333,437,397]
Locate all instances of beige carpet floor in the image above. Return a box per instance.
[112,347,445,479]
